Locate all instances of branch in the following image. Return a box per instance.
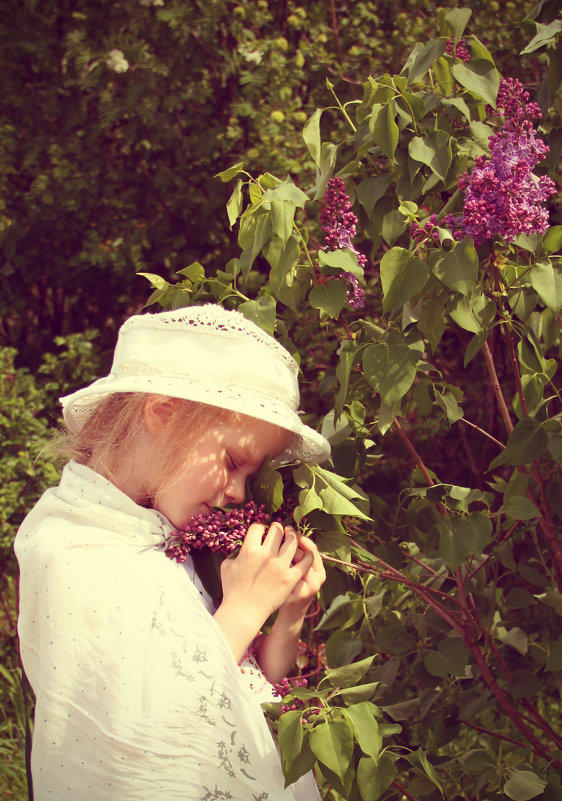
[392,780,420,801]
[482,340,514,434]
[458,718,527,749]
[393,419,435,486]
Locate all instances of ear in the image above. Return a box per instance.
[143,395,179,435]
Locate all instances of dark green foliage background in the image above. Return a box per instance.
[1,1,560,799]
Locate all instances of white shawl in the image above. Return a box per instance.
[15,461,320,801]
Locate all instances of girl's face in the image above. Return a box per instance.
[152,415,291,529]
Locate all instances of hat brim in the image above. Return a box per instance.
[60,376,331,466]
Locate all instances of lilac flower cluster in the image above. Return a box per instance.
[445,36,471,62]
[444,77,557,246]
[410,212,440,245]
[165,501,271,561]
[319,176,367,310]
[272,676,320,723]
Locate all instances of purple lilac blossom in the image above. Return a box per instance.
[445,36,471,62]
[444,77,557,246]
[411,213,440,244]
[165,501,271,561]
[320,176,367,310]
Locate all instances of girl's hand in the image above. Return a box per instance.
[280,532,326,614]
[214,522,314,660]
[252,531,326,682]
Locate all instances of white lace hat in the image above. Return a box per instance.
[60,305,331,465]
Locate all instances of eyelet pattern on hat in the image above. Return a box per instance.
[60,305,331,465]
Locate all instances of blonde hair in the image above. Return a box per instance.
[56,392,229,497]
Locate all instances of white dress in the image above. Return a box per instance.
[15,461,321,801]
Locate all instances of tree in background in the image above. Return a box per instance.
[0,0,535,368]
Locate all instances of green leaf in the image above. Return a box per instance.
[325,655,376,688]
[425,637,469,678]
[318,248,364,279]
[215,161,245,182]
[520,19,562,55]
[408,131,452,181]
[499,627,528,655]
[407,38,448,85]
[432,238,478,297]
[335,341,357,418]
[294,464,371,522]
[448,291,496,333]
[356,754,395,801]
[415,748,444,795]
[238,294,276,335]
[528,260,562,315]
[317,596,365,631]
[381,209,407,246]
[336,682,381,704]
[419,293,447,351]
[252,461,284,512]
[490,418,549,469]
[371,103,399,160]
[363,342,418,406]
[176,262,205,282]
[504,771,547,800]
[138,272,170,291]
[226,178,244,228]
[441,96,472,122]
[270,199,296,246]
[434,390,463,424]
[451,60,500,107]
[262,176,309,207]
[501,495,540,521]
[342,702,381,756]
[380,247,429,312]
[303,108,324,166]
[445,8,472,42]
[542,226,562,255]
[469,36,496,65]
[278,709,304,779]
[437,512,493,570]
[505,588,535,609]
[309,718,354,783]
[309,281,348,319]
[546,633,562,671]
[357,174,392,217]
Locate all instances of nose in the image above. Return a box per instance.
[224,473,246,505]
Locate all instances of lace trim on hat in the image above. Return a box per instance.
[122,305,299,376]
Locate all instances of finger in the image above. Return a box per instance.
[292,547,305,564]
[278,526,298,560]
[290,550,314,580]
[262,521,285,553]
[240,522,267,551]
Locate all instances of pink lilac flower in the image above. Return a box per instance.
[444,77,557,246]
[165,501,271,561]
[445,36,471,62]
[411,212,440,245]
[319,176,367,309]
[272,676,320,722]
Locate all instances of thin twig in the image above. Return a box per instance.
[458,718,527,748]
[459,417,506,450]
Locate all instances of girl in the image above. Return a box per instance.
[15,304,331,801]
